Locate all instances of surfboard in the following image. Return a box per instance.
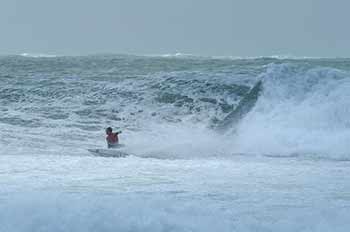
[88,148,129,158]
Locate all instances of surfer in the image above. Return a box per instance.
[105,127,122,148]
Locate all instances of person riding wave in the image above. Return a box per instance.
[105,127,122,148]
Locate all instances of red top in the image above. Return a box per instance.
[106,133,119,144]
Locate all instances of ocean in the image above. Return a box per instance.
[0,54,350,231]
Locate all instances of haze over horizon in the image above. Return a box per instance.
[1,0,350,57]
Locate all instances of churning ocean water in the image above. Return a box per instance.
[0,54,350,231]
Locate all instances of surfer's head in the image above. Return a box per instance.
[106,127,113,135]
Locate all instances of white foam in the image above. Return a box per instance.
[233,63,350,159]
[1,154,350,232]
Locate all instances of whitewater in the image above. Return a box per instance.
[0,54,350,231]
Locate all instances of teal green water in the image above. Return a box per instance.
[1,55,350,231]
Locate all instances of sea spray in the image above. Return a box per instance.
[234,63,350,159]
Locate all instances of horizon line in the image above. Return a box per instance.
[1,52,350,60]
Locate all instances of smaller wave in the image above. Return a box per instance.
[218,55,338,60]
[143,53,341,60]
[161,52,193,57]
[144,52,195,58]
[20,53,58,58]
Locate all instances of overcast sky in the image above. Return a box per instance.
[1,0,349,57]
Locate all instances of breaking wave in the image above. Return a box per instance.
[0,55,349,159]
[233,63,350,159]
